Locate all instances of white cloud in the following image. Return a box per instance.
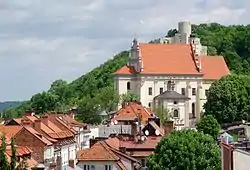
[0,0,249,101]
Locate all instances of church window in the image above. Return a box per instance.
[173,109,179,118]
[148,87,152,95]
[127,82,131,90]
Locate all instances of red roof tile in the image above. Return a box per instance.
[77,141,119,161]
[114,43,229,80]
[111,102,153,125]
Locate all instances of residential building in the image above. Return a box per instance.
[77,140,140,170]
[5,113,77,170]
[114,24,230,128]
[49,113,91,150]
[0,126,38,169]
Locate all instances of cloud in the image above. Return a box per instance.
[0,0,249,101]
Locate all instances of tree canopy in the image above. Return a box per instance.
[147,130,221,170]
[196,115,220,140]
[204,74,250,124]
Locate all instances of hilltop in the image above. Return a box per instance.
[3,23,250,122]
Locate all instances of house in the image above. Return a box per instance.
[5,113,77,170]
[0,126,38,169]
[47,113,91,150]
[77,140,140,170]
[221,142,250,170]
[111,102,153,126]
[114,22,230,128]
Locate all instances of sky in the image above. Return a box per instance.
[0,0,249,101]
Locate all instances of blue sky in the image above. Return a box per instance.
[0,0,249,101]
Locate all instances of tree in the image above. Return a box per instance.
[147,130,221,170]
[120,93,140,105]
[196,115,220,140]
[76,95,102,125]
[10,138,17,170]
[204,74,250,124]
[95,86,120,113]
[154,106,172,124]
[30,92,58,114]
[0,136,9,170]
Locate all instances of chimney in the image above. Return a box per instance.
[21,118,31,127]
[40,115,49,126]
[69,159,75,169]
[25,110,34,116]
[163,121,174,135]
[34,119,41,131]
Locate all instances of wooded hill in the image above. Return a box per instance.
[3,23,250,123]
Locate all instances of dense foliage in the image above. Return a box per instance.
[3,23,250,124]
[196,115,220,140]
[147,130,221,170]
[204,74,250,124]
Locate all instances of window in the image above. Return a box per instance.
[105,165,112,170]
[173,109,179,118]
[83,165,90,170]
[192,103,195,118]
[148,87,152,95]
[90,165,95,170]
[192,88,196,96]
[167,81,172,91]
[127,82,131,90]
[141,159,147,167]
[159,87,163,94]
[205,89,209,97]
[148,102,151,107]
[173,101,178,105]
[181,88,185,96]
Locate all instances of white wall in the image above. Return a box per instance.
[78,161,116,170]
[233,149,250,170]
[44,146,54,161]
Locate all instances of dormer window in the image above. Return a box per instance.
[127,82,131,90]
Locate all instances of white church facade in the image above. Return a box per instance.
[114,22,230,129]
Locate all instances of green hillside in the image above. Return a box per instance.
[3,23,250,123]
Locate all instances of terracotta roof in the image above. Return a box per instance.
[114,43,229,80]
[111,102,153,125]
[105,137,121,150]
[130,151,154,157]
[23,127,54,145]
[120,136,162,149]
[77,141,119,161]
[6,145,33,157]
[0,125,22,139]
[201,55,230,80]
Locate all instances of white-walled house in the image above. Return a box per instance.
[114,23,230,128]
[77,141,140,170]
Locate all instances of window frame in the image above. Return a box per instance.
[148,87,153,95]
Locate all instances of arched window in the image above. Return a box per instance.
[148,102,151,108]
[192,103,195,118]
[173,109,179,118]
[127,82,131,90]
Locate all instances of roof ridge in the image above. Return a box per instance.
[99,141,120,161]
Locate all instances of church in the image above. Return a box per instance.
[114,22,230,129]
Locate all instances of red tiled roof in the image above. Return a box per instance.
[24,127,54,145]
[130,151,154,157]
[114,43,229,80]
[0,125,22,139]
[6,145,33,157]
[120,136,162,149]
[111,102,153,125]
[77,141,119,161]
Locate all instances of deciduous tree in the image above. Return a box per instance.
[204,74,250,124]
[147,130,221,170]
[196,115,220,140]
